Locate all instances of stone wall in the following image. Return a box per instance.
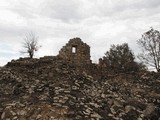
[59,38,91,64]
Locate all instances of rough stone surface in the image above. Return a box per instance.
[0,56,160,120]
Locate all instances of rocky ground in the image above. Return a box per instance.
[0,57,160,120]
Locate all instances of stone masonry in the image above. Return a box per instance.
[59,38,91,64]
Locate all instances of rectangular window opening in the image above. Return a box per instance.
[72,46,77,53]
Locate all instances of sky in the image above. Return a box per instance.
[0,0,160,66]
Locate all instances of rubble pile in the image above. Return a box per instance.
[0,57,160,120]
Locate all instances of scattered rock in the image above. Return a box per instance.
[0,56,159,119]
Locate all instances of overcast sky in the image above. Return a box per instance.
[0,0,160,66]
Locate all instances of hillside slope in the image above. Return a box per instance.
[0,57,160,120]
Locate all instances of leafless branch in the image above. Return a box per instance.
[21,32,41,58]
[137,28,160,72]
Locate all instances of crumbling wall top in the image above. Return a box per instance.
[59,38,91,64]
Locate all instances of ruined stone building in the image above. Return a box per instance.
[59,38,91,64]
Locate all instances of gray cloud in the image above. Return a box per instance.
[43,0,85,22]
[5,0,160,23]
[1,0,160,65]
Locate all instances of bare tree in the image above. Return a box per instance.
[137,28,160,72]
[21,32,41,58]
